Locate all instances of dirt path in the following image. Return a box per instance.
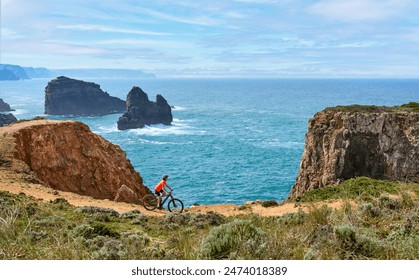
[0,168,349,217]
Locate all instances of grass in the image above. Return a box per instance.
[0,176,418,260]
[291,177,418,203]
[323,102,419,114]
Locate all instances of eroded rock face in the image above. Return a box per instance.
[9,120,149,202]
[117,86,172,130]
[288,105,419,198]
[44,76,126,116]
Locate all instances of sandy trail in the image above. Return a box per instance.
[0,168,347,217]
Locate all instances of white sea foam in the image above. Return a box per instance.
[8,109,27,116]
[248,139,304,149]
[172,106,187,111]
[130,120,206,136]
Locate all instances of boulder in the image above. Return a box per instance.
[117,86,172,130]
[288,104,419,199]
[44,76,126,116]
[0,113,17,127]
[114,184,141,204]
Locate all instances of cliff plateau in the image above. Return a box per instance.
[288,104,419,198]
[117,86,173,130]
[2,120,149,203]
[44,76,126,116]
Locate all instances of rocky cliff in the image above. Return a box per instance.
[44,76,126,116]
[0,113,17,127]
[0,98,14,112]
[117,86,173,130]
[5,120,149,203]
[288,103,419,199]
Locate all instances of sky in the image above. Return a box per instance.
[1,0,419,77]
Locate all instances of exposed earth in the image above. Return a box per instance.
[0,166,348,218]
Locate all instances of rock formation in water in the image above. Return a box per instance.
[117,86,173,130]
[5,119,149,203]
[44,76,126,116]
[0,98,14,112]
[0,113,17,127]
[288,103,419,199]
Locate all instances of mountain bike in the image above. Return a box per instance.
[142,190,184,213]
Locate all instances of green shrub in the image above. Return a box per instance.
[261,200,278,208]
[71,222,120,239]
[198,219,267,259]
[278,209,306,226]
[378,195,401,210]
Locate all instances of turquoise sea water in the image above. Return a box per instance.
[1,78,418,206]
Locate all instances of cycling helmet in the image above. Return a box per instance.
[162,174,169,180]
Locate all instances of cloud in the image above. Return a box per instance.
[57,24,171,36]
[309,0,411,22]
[135,7,222,27]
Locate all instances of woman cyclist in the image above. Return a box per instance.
[154,174,172,209]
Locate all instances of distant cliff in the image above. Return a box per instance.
[0,64,155,80]
[117,86,173,130]
[0,98,14,112]
[0,113,17,127]
[44,76,126,116]
[288,103,419,199]
[4,120,149,203]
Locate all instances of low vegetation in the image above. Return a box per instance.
[1,177,417,260]
[324,102,419,114]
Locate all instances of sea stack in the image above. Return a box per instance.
[44,76,126,116]
[0,113,17,127]
[288,103,419,199]
[117,86,173,130]
[0,98,14,112]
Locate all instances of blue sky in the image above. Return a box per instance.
[2,0,419,77]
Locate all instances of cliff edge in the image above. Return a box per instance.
[1,119,149,203]
[288,103,419,199]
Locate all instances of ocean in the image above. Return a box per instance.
[1,78,418,206]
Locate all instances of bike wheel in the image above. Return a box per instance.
[168,198,184,213]
[143,194,158,211]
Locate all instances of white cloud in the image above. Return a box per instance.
[309,0,411,22]
[135,7,222,27]
[57,24,171,36]
[0,28,25,39]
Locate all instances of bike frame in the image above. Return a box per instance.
[159,192,173,206]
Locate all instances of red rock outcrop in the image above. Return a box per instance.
[7,119,149,202]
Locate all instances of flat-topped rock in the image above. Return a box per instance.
[44,76,126,116]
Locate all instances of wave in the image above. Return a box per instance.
[130,120,206,136]
[137,138,193,145]
[92,124,119,134]
[248,139,305,149]
[172,106,187,111]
